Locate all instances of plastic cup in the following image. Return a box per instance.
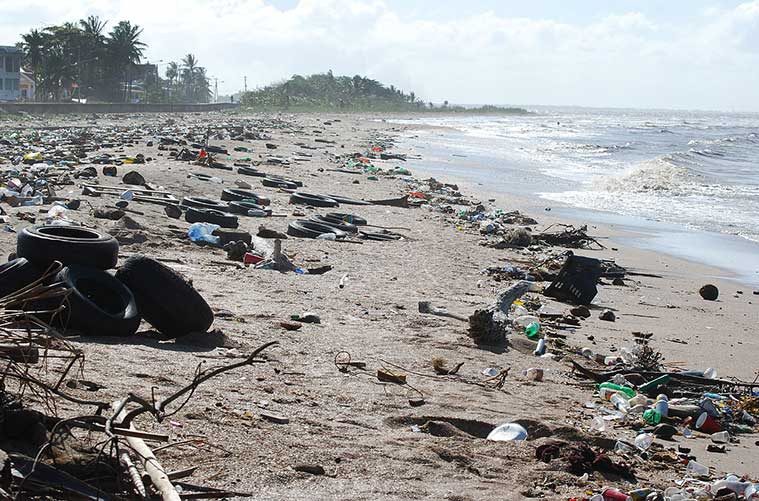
[696,412,721,433]
[711,431,729,443]
[686,460,709,477]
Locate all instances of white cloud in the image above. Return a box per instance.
[1,0,757,110]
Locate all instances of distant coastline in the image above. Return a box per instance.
[239,71,532,115]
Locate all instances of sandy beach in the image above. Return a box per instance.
[1,111,757,500]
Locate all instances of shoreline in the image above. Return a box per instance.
[1,111,757,499]
[388,119,759,289]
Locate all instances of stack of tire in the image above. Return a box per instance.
[6,225,214,338]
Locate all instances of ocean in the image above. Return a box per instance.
[391,107,759,284]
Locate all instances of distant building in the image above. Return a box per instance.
[0,45,22,101]
[19,71,35,100]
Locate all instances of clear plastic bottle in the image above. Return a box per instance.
[711,479,750,496]
[610,393,630,413]
[513,314,539,328]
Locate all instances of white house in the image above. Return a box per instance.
[0,45,22,102]
[19,71,35,100]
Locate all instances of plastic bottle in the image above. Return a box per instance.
[711,479,751,496]
[533,338,546,356]
[598,382,636,399]
[654,394,669,418]
[513,314,538,328]
[524,321,540,339]
[686,460,709,477]
[610,393,630,413]
[703,367,717,379]
[628,394,650,407]
[634,432,653,450]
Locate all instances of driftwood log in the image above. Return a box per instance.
[468,280,532,345]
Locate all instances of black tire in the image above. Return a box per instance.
[221,188,265,203]
[269,175,303,188]
[360,230,402,241]
[287,220,347,239]
[185,207,239,228]
[262,177,298,189]
[56,265,140,337]
[181,197,228,210]
[227,201,271,215]
[309,215,358,233]
[289,192,339,208]
[326,213,368,226]
[17,225,119,270]
[237,166,267,177]
[326,194,372,206]
[115,255,214,337]
[0,258,44,298]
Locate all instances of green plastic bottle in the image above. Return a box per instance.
[598,382,636,399]
[525,322,540,339]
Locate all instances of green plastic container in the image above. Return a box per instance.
[525,322,540,340]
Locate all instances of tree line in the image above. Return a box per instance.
[240,71,425,111]
[19,16,211,103]
[240,71,531,114]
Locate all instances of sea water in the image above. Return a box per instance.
[391,107,759,284]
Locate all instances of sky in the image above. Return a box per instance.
[1,0,758,111]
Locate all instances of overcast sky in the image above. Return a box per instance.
[1,0,758,111]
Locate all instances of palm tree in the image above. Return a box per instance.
[195,67,212,103]
[21,29,46,100]
[165,61,178,101]
[181,53,198,101]
[107,21,145,101]
[78,16,107,99]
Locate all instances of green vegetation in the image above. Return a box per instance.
[18,17,211,103]
[240,72,531,114]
